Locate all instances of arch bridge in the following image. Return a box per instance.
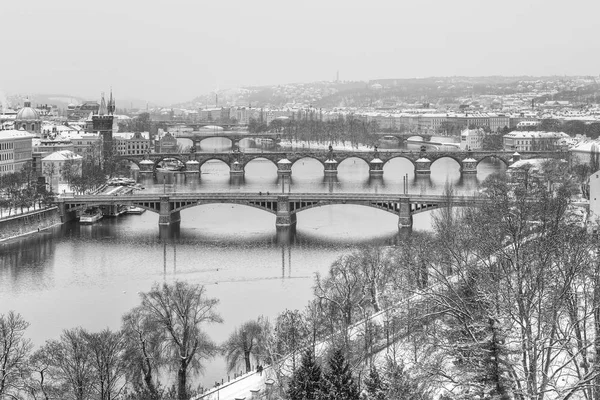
[120,149,569,178]
[177,131,280,149]
[56,192,489,230]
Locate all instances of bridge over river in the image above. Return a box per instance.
[176,130,435,148]
[56,192,489,230]
[121,149,568,179]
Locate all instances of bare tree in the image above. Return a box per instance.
[83,328,127,400]
[314,255,366,352]
[140,281,222,400]
[121,306,165,399]
[38,328,94,400]
[0,311,32,400]
[222,319,266,374]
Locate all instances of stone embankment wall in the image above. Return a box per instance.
[0,207,61,241]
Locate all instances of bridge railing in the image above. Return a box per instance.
[58,192,487,203]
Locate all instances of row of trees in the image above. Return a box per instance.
[1,282,222,400]
[249,116,381,149]
[0,163,54,218]
[538,118,600,139]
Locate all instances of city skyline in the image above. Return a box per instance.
[1,0,599,105]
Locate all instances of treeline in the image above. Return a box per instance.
[248,116,381,148]
[223,159,600,400]
[1,282,222,400]
[0,163,54,218]
[538,118,600,139]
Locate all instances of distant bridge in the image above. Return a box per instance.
[56,192,489,230]
[176,131,281,149]
[119,149,569,178]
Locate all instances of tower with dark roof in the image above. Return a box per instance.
[92,92,115,163]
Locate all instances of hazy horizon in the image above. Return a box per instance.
[1,0,598,105]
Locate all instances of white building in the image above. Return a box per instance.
[460,128,486,150]
[503,131,569,152]
[41,150,83,193]
[0,129,35,175]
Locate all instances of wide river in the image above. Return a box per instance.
[0,137,506,389]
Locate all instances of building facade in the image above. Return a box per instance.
[41,150,83,193]
[0,130,35,175]
[503,131,569,152]
[155,132,178,153]
[460,128,486,150]
[114,131,151,156]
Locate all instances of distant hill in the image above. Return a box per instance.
[6,93,161,110]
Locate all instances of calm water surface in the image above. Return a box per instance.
[0,138,506,387]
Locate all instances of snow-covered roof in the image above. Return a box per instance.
[0,129,35,140]
[42,150,82,162]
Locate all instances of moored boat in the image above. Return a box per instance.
[80,208,103,224]
[126,206,146,215]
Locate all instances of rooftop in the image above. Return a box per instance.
[0,129,36,140]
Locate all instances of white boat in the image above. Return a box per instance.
[127,206,146,215]
[108,177,137,186]
[80,209,103,224]
[254,138,274,145]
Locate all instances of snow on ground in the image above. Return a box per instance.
[278,139,373,152]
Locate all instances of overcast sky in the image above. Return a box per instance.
[1,0,598,105]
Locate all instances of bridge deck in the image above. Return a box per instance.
[61,192,481,201]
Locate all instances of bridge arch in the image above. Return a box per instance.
[173,201,277,215]
[475,155,510,168]
[154,157,186,170]
[337,156,371,169]
[118,158,142,169]
[195,136,234,148]
[242,156,279,170]
[382,155,417,170]
[197,156,231,169]
[290,156,326,169]
[291,202,401,216]
[429,155,462,169]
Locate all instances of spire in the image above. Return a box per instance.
[108,88,115,115]
[24,97,31,108]
[99,92,107,115]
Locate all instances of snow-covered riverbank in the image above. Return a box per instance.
[278,139,374,152]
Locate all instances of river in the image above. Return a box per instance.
[0,137,506,390]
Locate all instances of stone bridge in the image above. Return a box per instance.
[119,149,569,178]
[56,192,489,230]
[177,131,281,149]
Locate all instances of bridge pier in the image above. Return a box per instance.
[461,157,477,174]
[276,195,297,228]
[185,160,200,180]
[139,159,155,178]
[369,158,383,176]
[57,202,77,223]
[158,196,181,226]
[277,158,292,177]
[398,198,413,228]
[415,157,431,175]
[324,159,338,176]
[229,161,245,177]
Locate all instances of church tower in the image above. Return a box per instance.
[92,92,115,163]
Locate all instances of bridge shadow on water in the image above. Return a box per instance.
[156,221,403,248]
